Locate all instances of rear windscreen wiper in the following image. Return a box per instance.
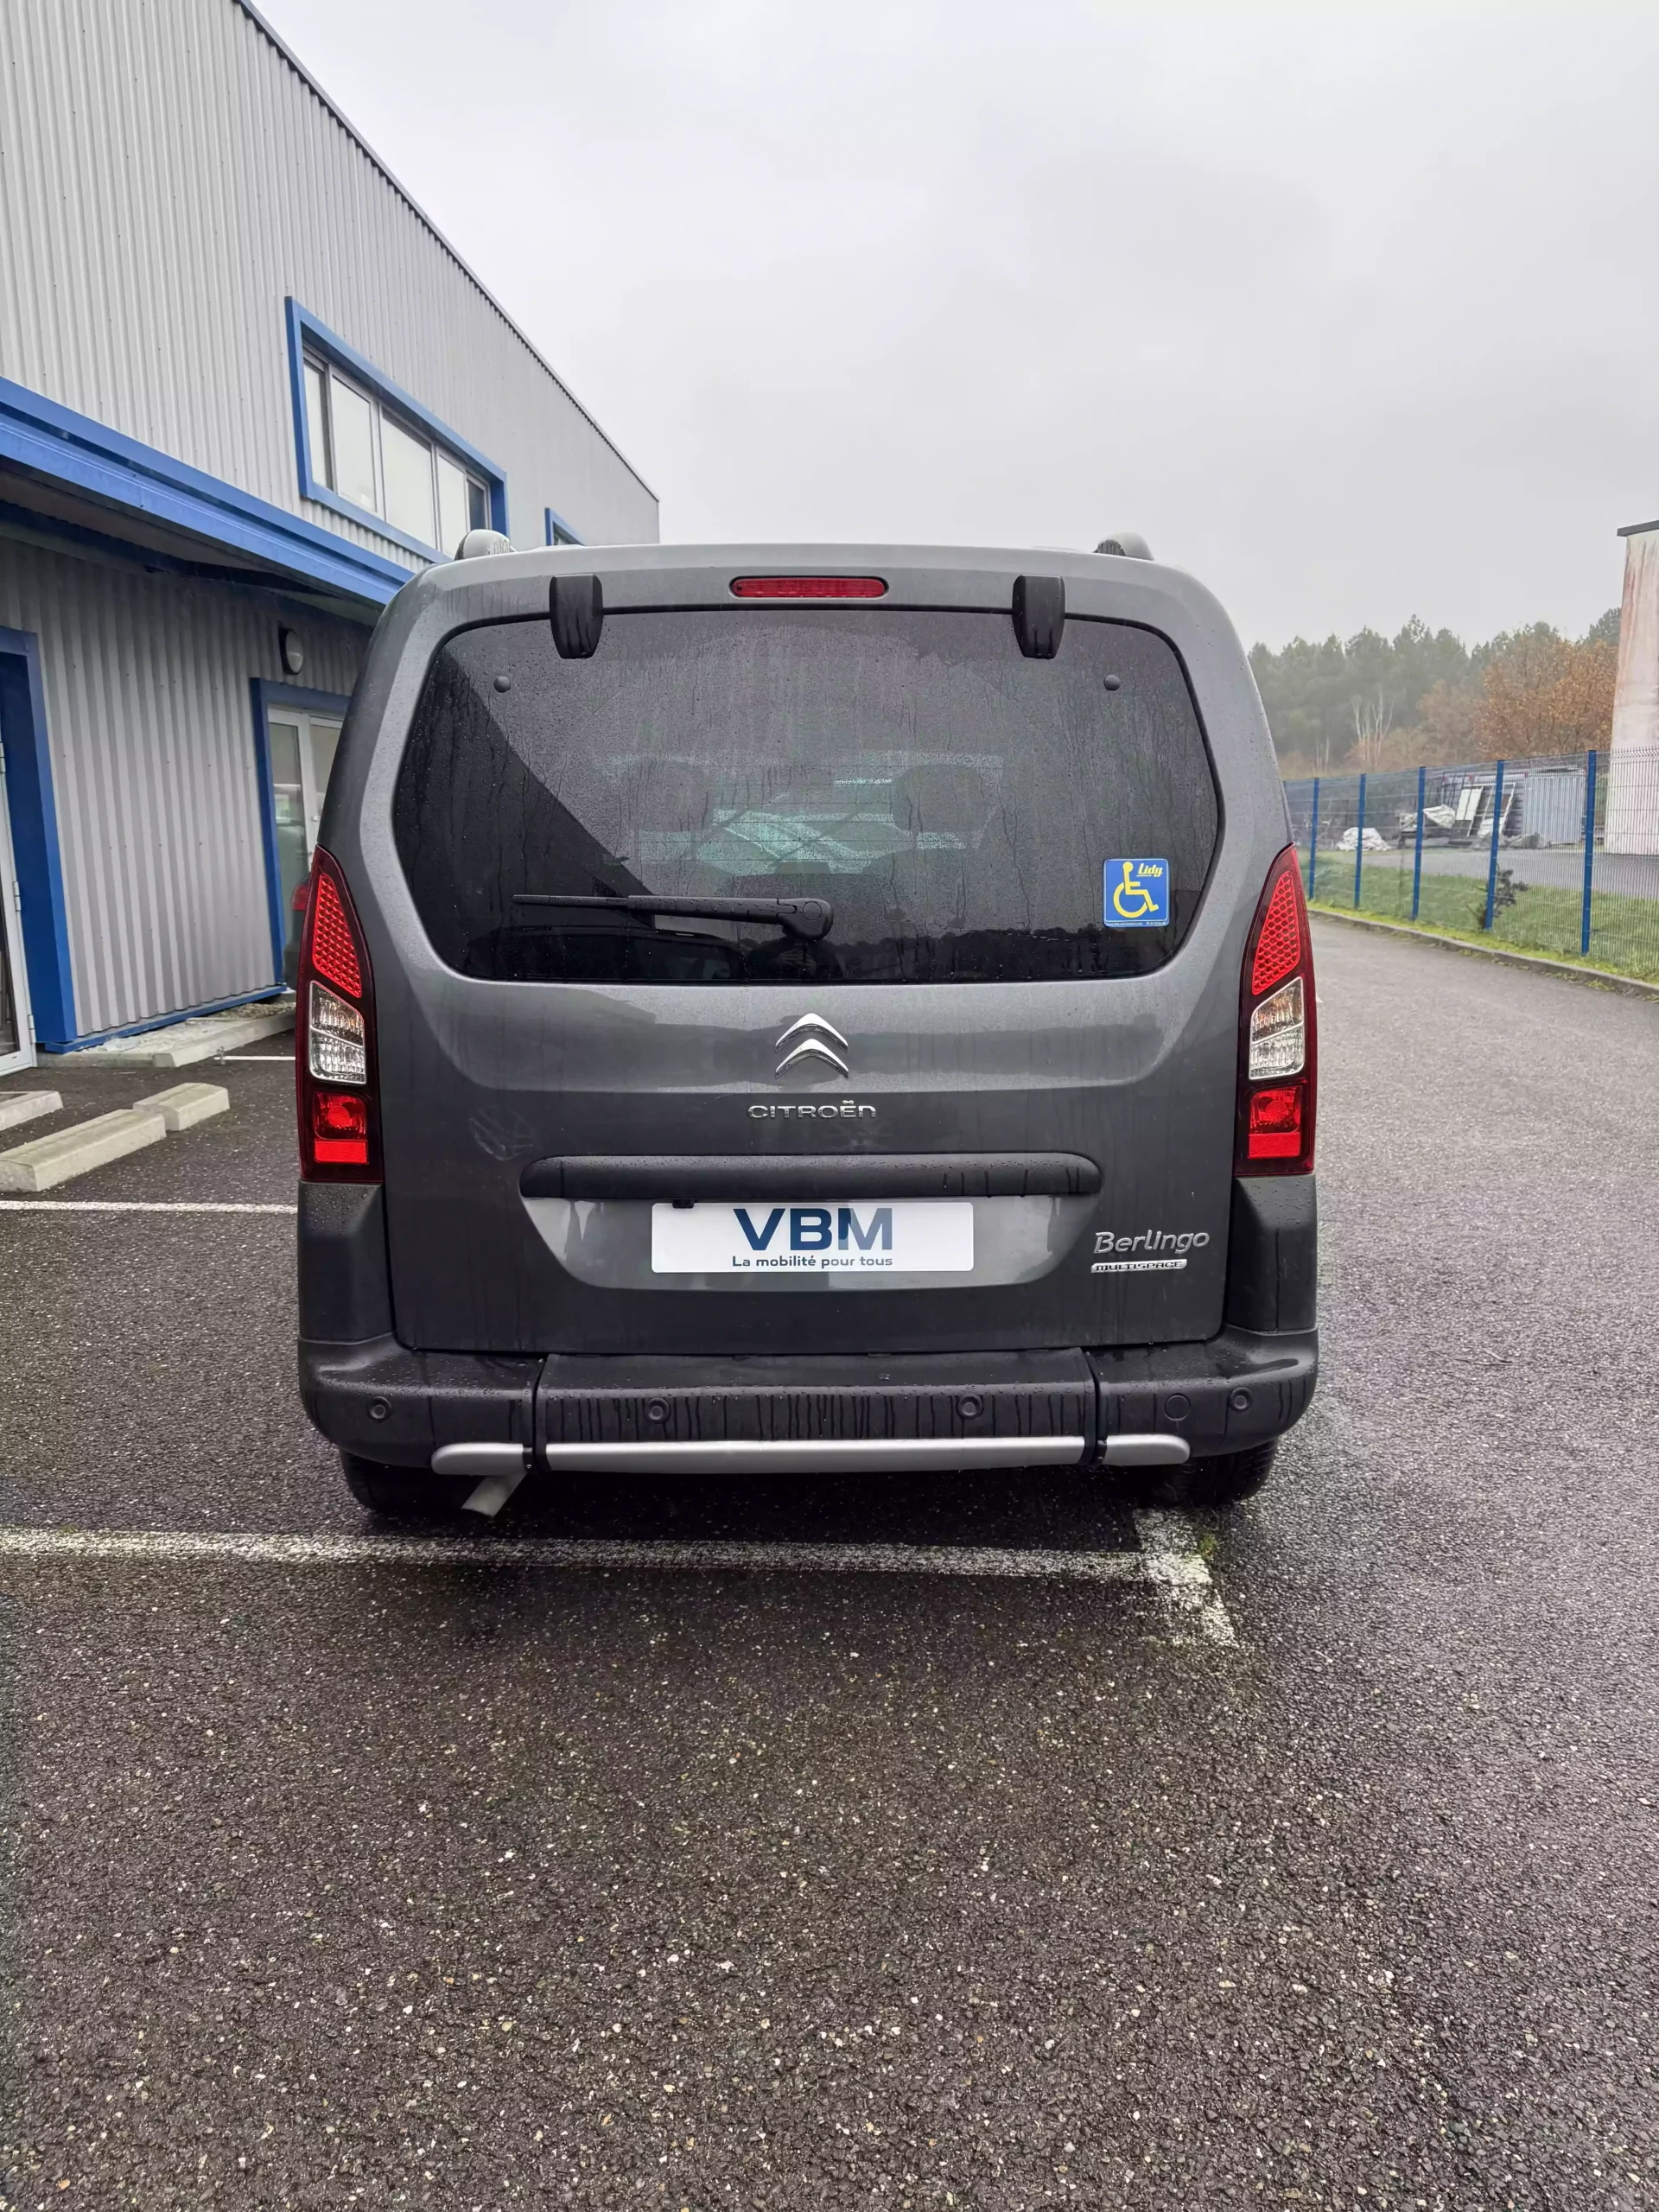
[512,892,834,941]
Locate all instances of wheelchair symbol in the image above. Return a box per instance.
[1111,865,1158,919]
[1104,858,1169,928]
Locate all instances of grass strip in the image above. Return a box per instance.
[1307,856,1659,985]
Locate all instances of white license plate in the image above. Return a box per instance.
[650,1199,975,1275]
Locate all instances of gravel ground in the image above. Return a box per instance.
[0,931,1653,2209]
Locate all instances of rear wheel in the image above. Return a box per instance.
[340,1451,473,1522]
[1129,1440,1278,1510]
[1181,1440,1276,1508]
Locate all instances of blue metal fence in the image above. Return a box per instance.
[1283,749,1659,982]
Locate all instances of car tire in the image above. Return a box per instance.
[340,1451,472,1522]
[1181,1440,1276,1507]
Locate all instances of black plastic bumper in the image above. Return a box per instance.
[296,1334,541,1468]
[300,1326,1315,1471]
[1090,1328,1317,1459]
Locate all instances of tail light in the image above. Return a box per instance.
[1236,846,1316,1175]
[295,849,381,1183]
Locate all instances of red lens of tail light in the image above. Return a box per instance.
[1236,847,1317,1176]
[308,870,362,997]
[1249,869,1302,996]
[295,848,381,1184]
[1247,1086,1303,1160]
[312,1090,369,1166]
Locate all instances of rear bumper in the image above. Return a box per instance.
[299,1327,1317,1477]
[297,1172,1316,1475]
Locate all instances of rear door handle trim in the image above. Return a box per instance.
[520,1153,1103,1200]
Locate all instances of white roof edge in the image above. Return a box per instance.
[232,0,658,505]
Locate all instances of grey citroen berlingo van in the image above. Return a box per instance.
[296,543,1317,1518]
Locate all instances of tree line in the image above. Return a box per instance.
[1250,609,1620,776]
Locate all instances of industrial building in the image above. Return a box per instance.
[0,0,658,1074]
[1610,516,1659,852]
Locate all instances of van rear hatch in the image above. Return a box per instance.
[354,555,1275,1358]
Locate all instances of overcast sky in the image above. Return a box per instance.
[260,0,1657,648]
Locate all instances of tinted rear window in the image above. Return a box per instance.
[393,607,1219,986]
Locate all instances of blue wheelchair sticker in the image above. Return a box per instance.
[1104,858,1171,928]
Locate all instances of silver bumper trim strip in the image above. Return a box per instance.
[539,1436,1087,1475]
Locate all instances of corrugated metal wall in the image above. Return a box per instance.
[0,538,365,1036]
[0,0,658,552]
[0,0,658,1039]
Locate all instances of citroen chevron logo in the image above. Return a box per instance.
[773,1012,851,1077]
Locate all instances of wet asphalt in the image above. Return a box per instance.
[0,923,1655,2209]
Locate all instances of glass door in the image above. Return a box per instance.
[268,712,343,983]
[0,754,35,1075]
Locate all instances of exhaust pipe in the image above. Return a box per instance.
[431,1442,530,1518]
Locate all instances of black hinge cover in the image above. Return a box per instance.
[1012,575,1065,658]
[550,574,604,658]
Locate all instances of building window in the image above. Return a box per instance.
[438,453,482,556]
[545,506,583,547]
[288,301,505,559]
[302,353,489,556]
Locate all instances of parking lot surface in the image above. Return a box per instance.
[0,924,1655,2209]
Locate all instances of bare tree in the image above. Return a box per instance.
[1349,689,1395,768]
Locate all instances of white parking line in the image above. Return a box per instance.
[0,1522,1236,1630]
[0,1199,296,1213]
[1133,1508,1238,1645]
[217,1053,294,1062]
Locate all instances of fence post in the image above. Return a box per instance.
[1353,773,1367,909]
[1307,777,1319,899]
[1581,747,1598,957]
[1412,764,1426,921]
[1483,759,1506,931]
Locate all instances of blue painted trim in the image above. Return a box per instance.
[287,299,510,554]
[283,296,316,539]
[250,679,353,983]
[42,982,289,1054]
[1411,765,1425,920]
[0,497,378,630]
[0,374,410,607]
[1483,760,1505,929]
[544,505,585,547]
[0,626,75,1046]
[254,683,354,715]
[1581,748,1598,957]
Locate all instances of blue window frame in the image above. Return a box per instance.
[285,300,508,562]
[545,505,584,547]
